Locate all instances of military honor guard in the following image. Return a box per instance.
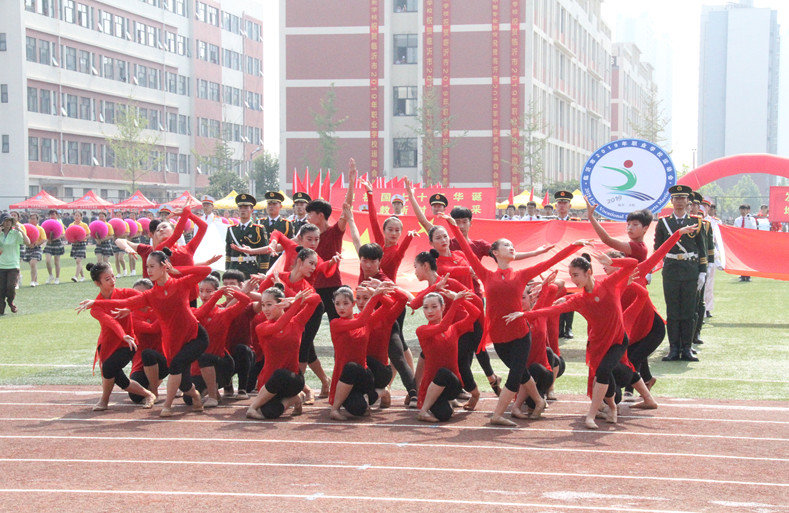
[654,185,707,362]
[289,192,311,235]
[391,194,405,215]
[554,190,580,338]
[702,200,721,318]
[199,195,220,224]
[691,192,714,345]
[225,194,270,278]
[262,191,293,266]
[429,193,449,217]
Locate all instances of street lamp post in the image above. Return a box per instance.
[248,146,262,195]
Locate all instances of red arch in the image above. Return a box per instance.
[678,153,789,190]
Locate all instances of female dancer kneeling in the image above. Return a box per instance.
[128,278,168,404]
[247,288,321,419]
[522,253,637,429]
[416,290,479,422]
[329,284,393,421]
[442,214,587,426]
[81,262,156,411]
[78,250,211,416]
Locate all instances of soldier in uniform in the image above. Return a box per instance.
[225,194,270,279]
[654,185,707,362]
[391,194,405,215]
[702,200,721,318]
[690,192,714,346]
[289,192,311,235]
[554,190,579,338]
[261,191,292,267]
[199,195,218,224]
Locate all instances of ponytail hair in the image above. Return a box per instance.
[86,262,111,283]
[414,249,439,271]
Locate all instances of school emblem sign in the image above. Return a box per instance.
[580,139,676,221]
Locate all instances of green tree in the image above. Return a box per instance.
[410,86,466,186]
[507,99,549,191]
[729,175,763,214]
[311,84,348,179]
[252,149,280,194]
[629,85,670,146]
[195,139,246,198]
[105,103,162,192]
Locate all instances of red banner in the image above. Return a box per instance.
[369,0,380,178]
[491,0,501,190]
[769,186,789,223]
[510,0,521,194]
[441,0,451,186]
[718,225,789,280]
[331,187,498,219]
[424,0,434,90]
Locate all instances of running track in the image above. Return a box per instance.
[0,386,787,512]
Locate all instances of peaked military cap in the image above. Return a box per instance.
[293,192,311,203]
[264,191,285,202]
[429,193,448,207]
[668,185,691,197]
[554,190,572,201]
[235,194,257,207]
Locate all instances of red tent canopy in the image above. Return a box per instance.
[9,191,67,210]
[168,191,201,208]
[62,190,114,210]
[112,190,157,210]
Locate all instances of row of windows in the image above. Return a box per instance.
[195,1,262,41]
[195,40,262,75]
[27,0,188,19]
[394,0,417,13]
[194,80,262,111]
[196,118,262,145]
[25,38,191,96]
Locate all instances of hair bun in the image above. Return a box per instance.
[294,245,304,253]
[428,248,440,258]
[85,263,95,272]
[162,247,172,257]
[581,252,592,262]
[273,283,285,291]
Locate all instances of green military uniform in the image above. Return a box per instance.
[225,194,270,278]
[692,215,714,345]
[654,185,708,361]
[261,191,293,268]
[289,192,312,236]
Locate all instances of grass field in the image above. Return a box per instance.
[1,260,788,400]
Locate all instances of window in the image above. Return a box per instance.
[1,135,8,153]
[25,0,36,12]
[167,112,177,132]
[38,0,54,16]
[178,114,188,135]
[207,6,219,26]
[148,67,159,89]
[394,34,418,64]
[394,0,417,12]
[147,26,156,48]
[197,40,207,60]
[104,101,115,123]
[394,138,417,167]
[28,137,39,161]
[39,90,52,114]
[39,39,51,65]
[26,37,37,62]
[27,87,38,112]
[165,31,175,53]
[78,97,91,120]
[0,34,6,52]
[195,1,206,22]
[136,22,146,44]
[65,94,77,118]
[136,64,147,86]
[209,81,219,102]
[197,79,207,99]
[179,153,188,174]
[63,0,75,23]
[0,84,7,103]
[41,138,52,162]
[394,86,417,116]
[208,43,219,64]
[78,50,90,73]
[65,46,77,70]
[102,56,114,79]
[81,142,92,165]
[177,35,187,56]
[101,11,112,34]
[76,4,89,27]
[114,15,124,38]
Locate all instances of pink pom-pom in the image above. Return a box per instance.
[124,218,138,237]
[108,218,128,236]
[138,217,151,235]
[65,224,88,243]
[23,223,40,243]
[89,220,109,240]
[41,219,64,239]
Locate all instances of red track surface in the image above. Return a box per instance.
[0,386,787,512]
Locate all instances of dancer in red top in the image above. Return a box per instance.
[328,284,394,421]
[78,250,211,416]
[522,253,637,429]
[191,277,251,407]
[442,214,588,426]
[127,278,168,404]
[247,288,322,419]
[415,290,480,422]
[80,262,156,411]
[584,197,651,262]
[411,250,485,410]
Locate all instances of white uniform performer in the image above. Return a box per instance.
[702,199,721,316]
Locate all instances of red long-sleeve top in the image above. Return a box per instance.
[93,266,211,362]
[91,288,140,369]
[416,299,479,408]
[525,258,638,395]
[225,303,256,352]
[130,309,161,374]
[409,277,483,325]
[257,271,314,297]
[366,291,408,365]
[434,251,476,292]
[269,230,338,283]
[367,193,414,283]
[449,223,581,348]
[137,210,207,279]
[188,289,251,377]
[255,293,322,390]
[526,283,557,371]
[546,284,563,356]
[327,295,389,405]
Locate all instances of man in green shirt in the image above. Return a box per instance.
[1,212,31,314]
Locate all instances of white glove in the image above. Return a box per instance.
[707,263,714,274]
[645,272,652,285]
[697,272,706,291]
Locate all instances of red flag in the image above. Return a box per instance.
[529,188,534,202]
[332,174,343,190]
[508,187,514,206]
[312,171,322,199]
[321,169,332,201]
[292,168,299,194]
[304,167,310,198]
[542,191,550,208]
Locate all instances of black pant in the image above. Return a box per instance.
[128,350,169,403]
[524,363,554,409]
[248,359,264,393]
[628,313,664,383]
[611,362,641,402]
[339,362,377,416]
[387,321,416,394]
[193,353,235,394]
[457,321,482,393]
[317,286,341,321]
[596,337,629,392]
[300,301,324,364]
[366,356,393,390]
[169,325,209,393]
[546,348,566,378]
[258,370,305,419]
[559,311,574,335]
[429,367,462,422]
[493,333,532,393]
[101,347,134,390]
[0,268,19,313]
[230,344,255,393]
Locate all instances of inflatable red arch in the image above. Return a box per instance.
[677,153,789,190]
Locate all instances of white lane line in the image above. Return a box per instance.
[2,459,787,489]
[2,402,787,426]
[2,434,787,463]
[0,489,699,512]
[1,415,786,443]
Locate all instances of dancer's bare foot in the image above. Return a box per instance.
[417,410,439,422]
[645,377,657,390]
[160,407,173,417]
[489,414,518,427]
[318,380,330,399]
[141,391,156,409]
[291,399,303,416]
[379,388,391,409]
[329,409,349,421]
[303,387,315,405]
[191,389,204,412]
[246,407,264,419]
[530,398,547,419]
[584,416,599,429]
[546,390,557,401]
[510,405,529,419]
[606,405,618,424]
[463,390,480,411]
[92,401,108,412]
[632,398,658,409]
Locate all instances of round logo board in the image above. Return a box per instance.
[580,139,676,221]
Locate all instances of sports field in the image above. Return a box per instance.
[0,263,787,512]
